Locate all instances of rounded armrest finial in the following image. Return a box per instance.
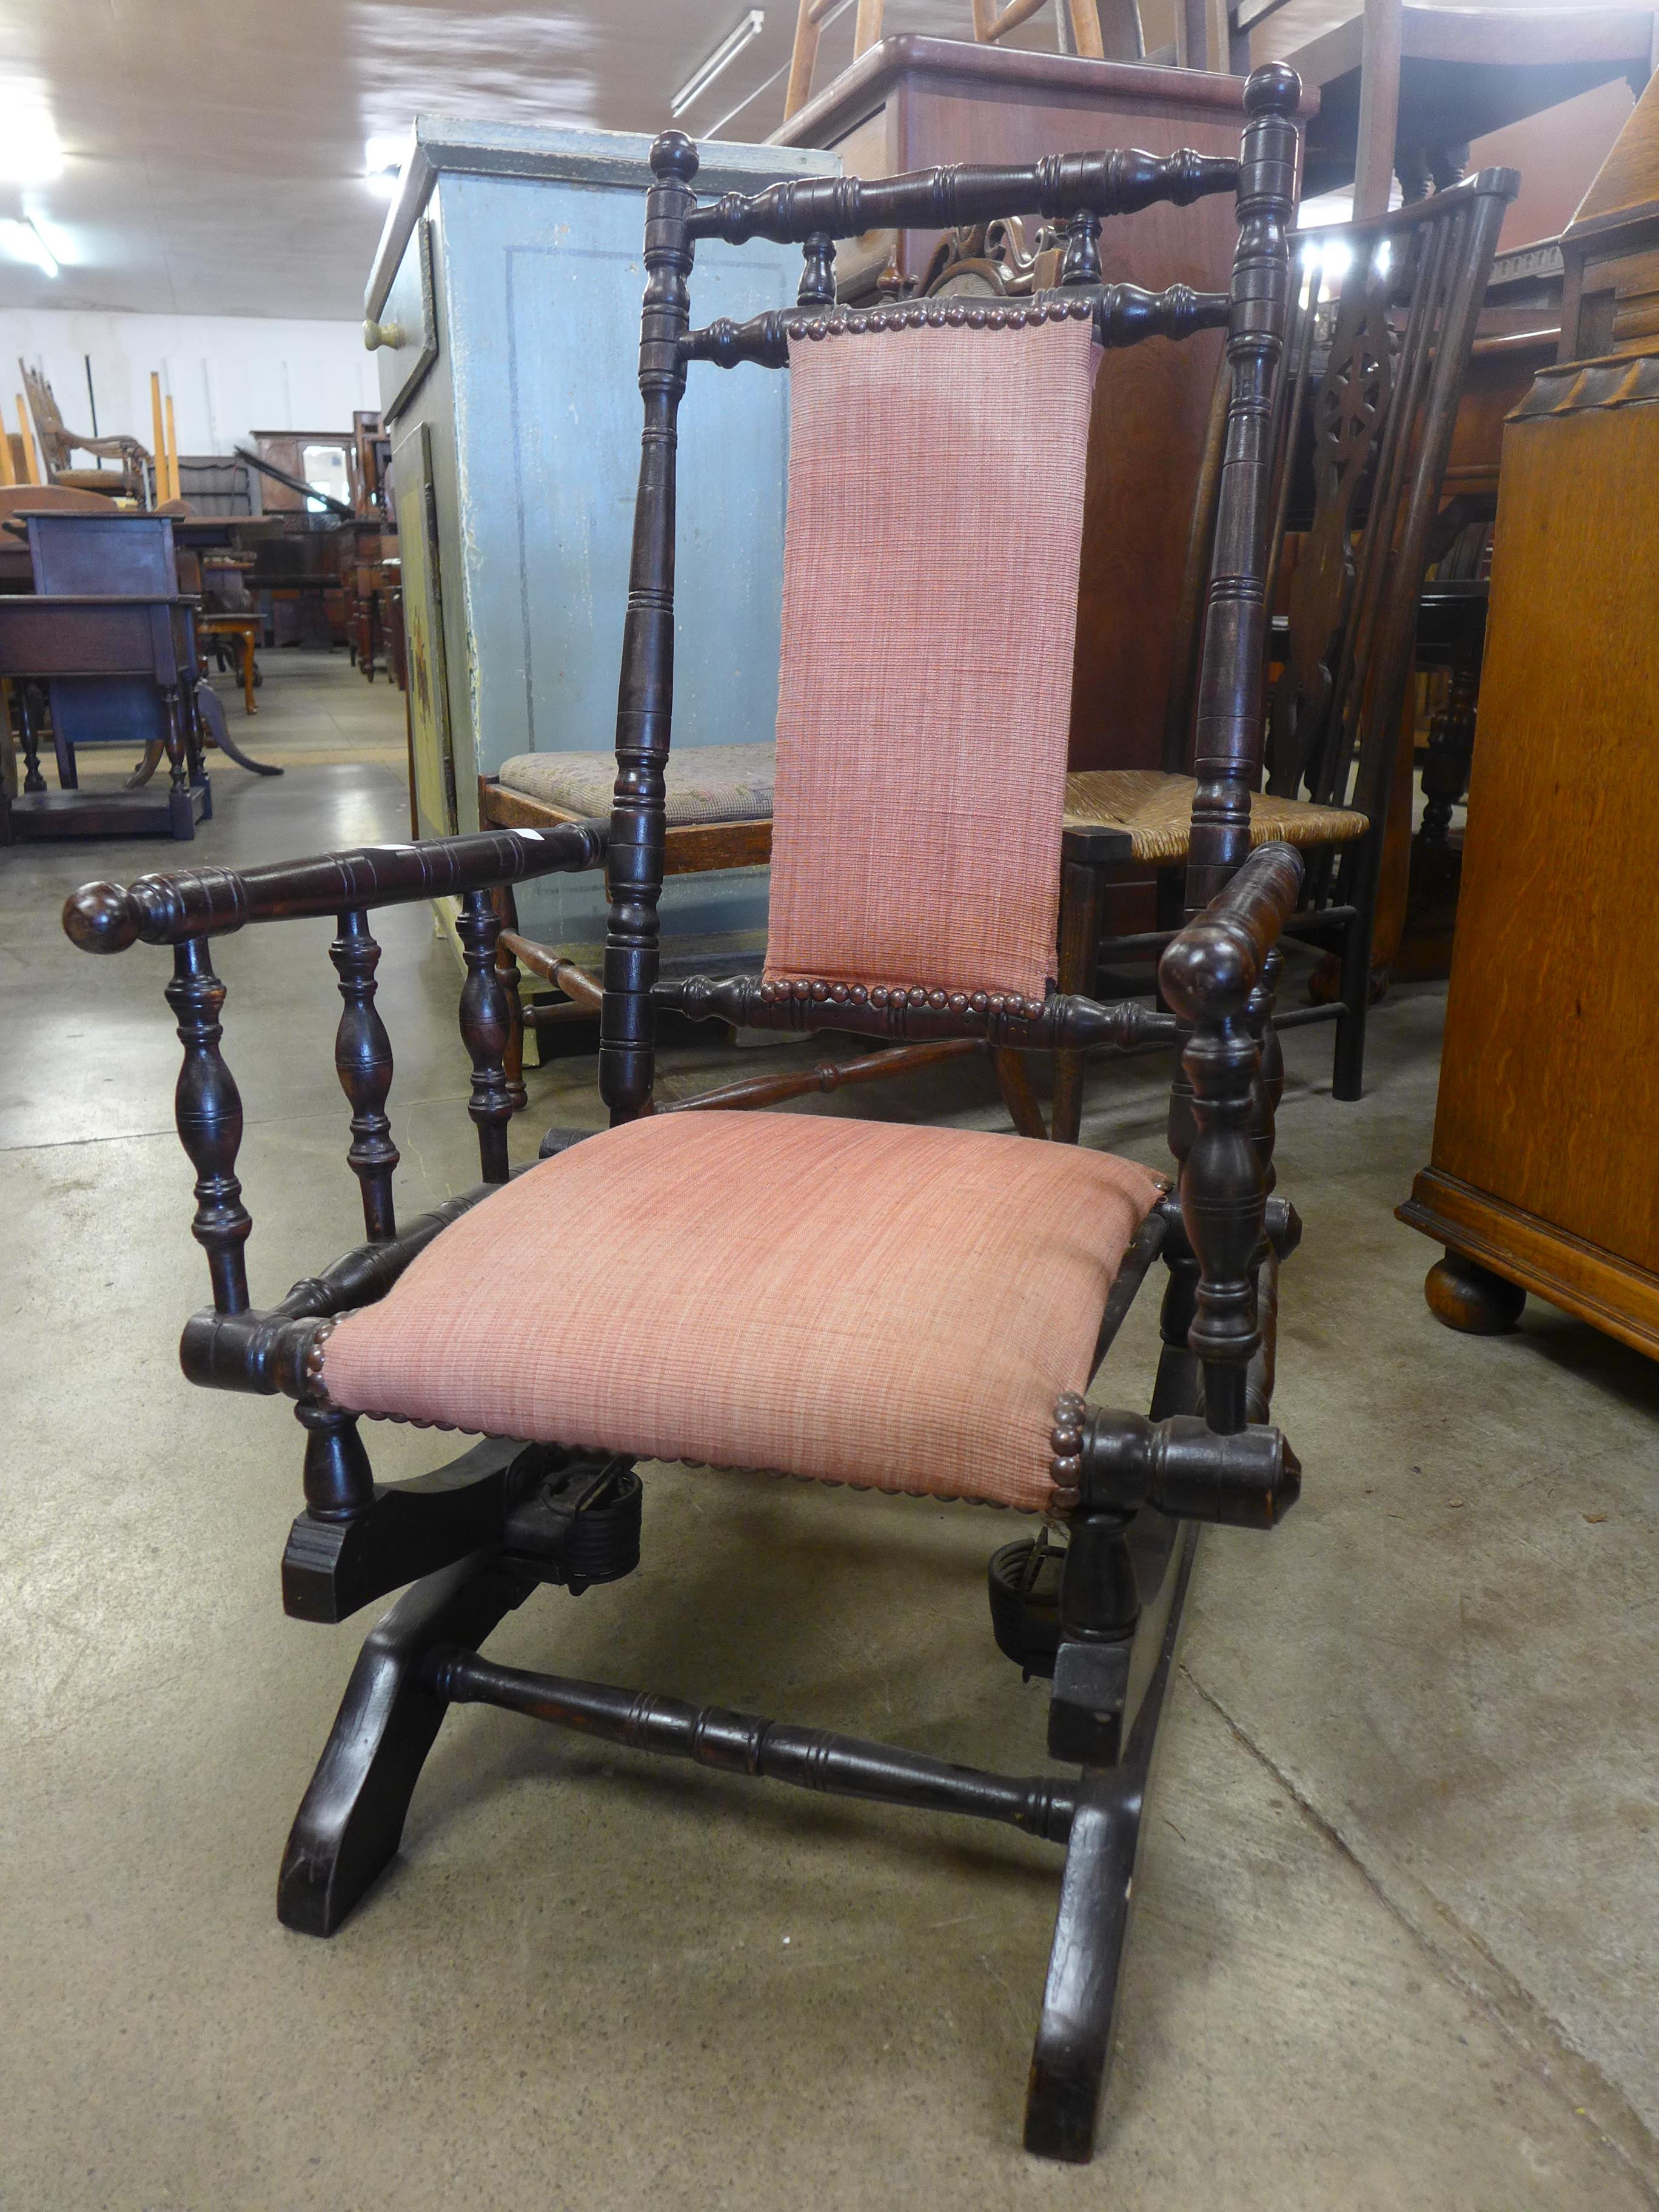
[63,881,138,954]
[651,130,699,184]
[1243,61,1302,118]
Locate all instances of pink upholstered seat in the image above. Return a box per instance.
[321,1112,1165,1513]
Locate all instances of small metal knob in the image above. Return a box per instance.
[362,316,404,352]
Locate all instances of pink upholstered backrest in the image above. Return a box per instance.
[763,318,1100,1003]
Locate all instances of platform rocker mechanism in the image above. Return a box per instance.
[56,59,1312,2169]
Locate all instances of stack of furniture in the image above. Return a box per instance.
[18,363,150,500]
[1399,68,1659,1358]
[1221,0,1652,215]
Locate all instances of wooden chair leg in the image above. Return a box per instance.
[1051,859,1105,1145]
[993,1048,1048,1139]
[278,1552,540,1937]
[1025,1521,1199,2162]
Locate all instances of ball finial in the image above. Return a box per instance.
[1243,60,1301,118]
[62,880,138,954]
[650,130,699,184]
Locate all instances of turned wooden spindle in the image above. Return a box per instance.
[18,683,46,794]
[1178,1008,1265,1436]
[1059,209,1103,287]
[1159,846,1302,1435]
[330,908,399,1241]
[297,1401,377,1521]
[456,888,514,1184]
[491,890,529,1114]
[165,935,253,1314]
[1185,64,1301,917]
[600,129,699,1127]
[797,232,836,307]
[1244,942,1284,1195]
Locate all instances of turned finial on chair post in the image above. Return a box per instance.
[600,128,700,1128]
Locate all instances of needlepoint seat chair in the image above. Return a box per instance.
[64,64,1308,2167]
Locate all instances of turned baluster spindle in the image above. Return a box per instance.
[1244,942,1284,1196]
[1179,1005,1267,1436]
[330,907,399,1241]
[797,232,837,308]
[457,888,514,1184]
[1060,209,1103,287]
[18,683,47,794]
[493,900,529,1115]
[165,935,253,1314]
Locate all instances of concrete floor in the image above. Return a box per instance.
[3,652,1656,2211]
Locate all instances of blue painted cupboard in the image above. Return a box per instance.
[363,118,839,952]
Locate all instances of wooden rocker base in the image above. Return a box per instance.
[276,1480,1200,2163]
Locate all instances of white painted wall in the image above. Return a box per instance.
[0,309,380,459]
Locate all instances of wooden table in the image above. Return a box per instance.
[0,594,210,841]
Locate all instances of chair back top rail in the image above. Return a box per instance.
[1293,164,1520,241]
[62,823,605,954]
[681,282,1231,371]
[685,146,1240,247]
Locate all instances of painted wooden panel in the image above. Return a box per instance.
[372,119,839,953]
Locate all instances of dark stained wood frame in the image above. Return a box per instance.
[59,65,1309,2170]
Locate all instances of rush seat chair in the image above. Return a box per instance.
[64,64,1305,2165]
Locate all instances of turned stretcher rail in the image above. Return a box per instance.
[680,283,1232,370]
[685,145,1240,245]
[424,1649,1078,1843]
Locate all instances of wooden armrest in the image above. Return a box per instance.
[76,434,150,461]
[61,822,606,954]
[59,833,605,1323]
[1156,842,1303,1028]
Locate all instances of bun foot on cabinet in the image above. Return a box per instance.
[1425,1253,1527,1336]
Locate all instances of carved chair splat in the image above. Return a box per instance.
[62,65,1308,2170]
[1050,166,1517,1133]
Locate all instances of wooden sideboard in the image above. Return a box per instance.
[1401,65,1659,1358]
[1398,349,1659,1356]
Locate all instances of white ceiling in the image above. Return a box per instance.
[0,0,1064,320]
[0,0,1615,321]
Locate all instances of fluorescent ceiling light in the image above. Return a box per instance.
[364,130,407,198]
[0,215,59,276]
[0,94,63,184]
[671,10,764,118]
